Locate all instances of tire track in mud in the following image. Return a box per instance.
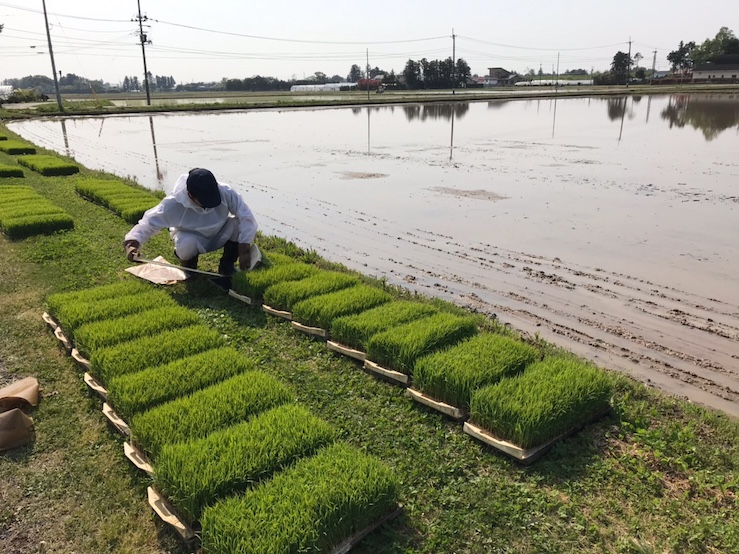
[250,182,739,417]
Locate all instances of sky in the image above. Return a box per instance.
[1,0,737,86]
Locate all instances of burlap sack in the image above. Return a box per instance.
[0,408,34,451]
[0,377,39,412]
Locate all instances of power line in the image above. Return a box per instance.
[458,35,628,51]
[0,2,131,23]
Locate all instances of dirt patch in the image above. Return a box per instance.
[338,171,388,180]
[430,187,507,202]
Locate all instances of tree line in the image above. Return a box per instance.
[121,74,176,92]
[666,27,739,74]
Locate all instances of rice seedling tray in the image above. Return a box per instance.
[227,289,253,305]
[262,304,292,320]
[147,486,198,543]
[71,348,91,371]
[463,406,612,465]
[291,320,328,338]
[53,326,72,353]
[329,504,403,554]
[124,442,154,476]
[326,340,367,361]
[41,312,58,331]
[83,373,108,401]
[406,388,467,421]
[102,402,130,436]
[363,360,410,387]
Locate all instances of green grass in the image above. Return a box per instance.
[155,403,338,522]
[201,442,399,554]
[73,305,201,357]
[0,140,36,155]
[330,301,439,351]
[90,324,225,384]
[263,271,359,311]
[231,261,319,299]
[17,155,79,176]
[413,333,540,409]
[291,284,393,329]
[48,289,176,336]
[0,164,23,178]
[366,313,479,375]
[107,347,257,420]
[74,178,160,223]
[130,371,293,458]
[470,357,613,449]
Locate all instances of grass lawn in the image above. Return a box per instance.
[1,124,737,554]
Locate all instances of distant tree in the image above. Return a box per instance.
[455,58,471,86]
[384,70,397,85]
[667,41,696,73]
[611,51,632,84]
[526,68,536,77]
[328,74,343,83]
[312,71,327,83]
[635,67,647,80]
[122,76,131,92]
[691,27,737,65]
[403,59,422,89]
[537,67,544,76]
[347,64,362,83]
[633,52,643,68]
[132,76,140,91]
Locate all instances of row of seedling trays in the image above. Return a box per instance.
[0,139,80,175]
[0,185,74,239]
[231,254,613,464]
[43,279,400,552]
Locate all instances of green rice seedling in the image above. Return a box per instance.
[0,140,36,155]
[366,313,479,375]
[1,213,74,239]
[330,301,438,351]
[413,333,539,410]
[46,280,151,315]
[0,165,23,178]
[74,179,159,222]
[90,324,224,384]
[263,271,359,311]
[201,442,398,554]
[260,251,295,266]
[107,347,257,420]
[155,404,337,521]
[470,357,613,449]
[51,289,176,334]
[73,305,201,357]
[16,155,79,176]
[231,262,319,300]
[131,371,293,458]
[0,134,7,140]
[292,285,393,330]
[0,203,67,221]
[118,202,159,223]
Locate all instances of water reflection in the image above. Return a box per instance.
[60,119,70,157]
[402,103,469,122]
[661,94,739,141]
[148,116,164,183]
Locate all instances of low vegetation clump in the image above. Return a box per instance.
[231,262,319,300]
[0,133,7,140]
[201,442,399,554]
[155,404,337,522]
[0,164,23,178]
[107,347,257,420]
[262,271,359,311]
[73,305,200,357]
[131,371,293,458]
[90,324,225,384]
[49,289,176,335]
[74,178,160,223]
[470,357,613,449]
[17,155,79,176]
[260,251,296,266]
[0,186,74,238]
[0,140,36,155]
[330,301,438,351]
[413,333,540,409]
[46,280,151,311]
[292,285,393,330]
[366,313,479,374]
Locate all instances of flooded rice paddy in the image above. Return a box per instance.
[10,93,739,416]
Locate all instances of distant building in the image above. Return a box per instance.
[290,83,357,92]
[480,67,521,86]
[693,64,739,81]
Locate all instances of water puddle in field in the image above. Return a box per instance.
[10,93,739,416]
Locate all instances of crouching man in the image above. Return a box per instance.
[123,168,257,276]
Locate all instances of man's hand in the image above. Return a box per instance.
[124,240,141,262]
[238,243,252,270]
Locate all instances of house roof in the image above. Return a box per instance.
[694,63,739,71]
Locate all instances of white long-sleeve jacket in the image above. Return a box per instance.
[124,173,258,246]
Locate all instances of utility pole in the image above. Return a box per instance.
[651,50,657,83]
[41,0,63,112]
[451,28,456,94]
[134,0,151,105]
[626,36,632,88]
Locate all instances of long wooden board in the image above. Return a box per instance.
[329,505,403,554]
[407,388,467,421]
[291,321,328,338]
[147,487,196,542]
[53,326,72,353]
[363,360,410,387]
[463,407,612,465]
[83,372,108,401]
[262,304,292,320]
[326,341,367,361]
[102,402,130,436]
[228,289,253,305]
[41,312,58,331]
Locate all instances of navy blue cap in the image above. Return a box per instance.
[186,168,221,208]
